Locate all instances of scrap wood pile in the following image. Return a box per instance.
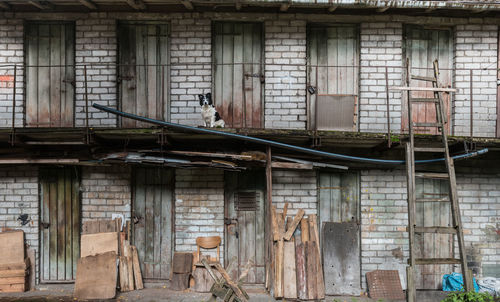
[270,203,325,300]
[74,218,143,300]
[0,230,32,293]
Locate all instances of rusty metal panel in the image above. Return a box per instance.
[366,270,405,300]
[316,94,356,131]
[322,222,360,295]
[415,178,453,289]
[26,22,75,127]
[308,24,359,130]
[40,167,80,282]
[133,167,173,280]
[403,25,452,134]
[118,22,169,128]
[214,22,263,128]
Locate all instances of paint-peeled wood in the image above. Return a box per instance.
[301,218,309,242]
[283,209,305,240]
[305,241,318,300]
[119,256,133,292]
[74,251,117,300]
[131,246,143,290]
[295,241,307,300]
[274,239,284,298]
[283,241,297,299]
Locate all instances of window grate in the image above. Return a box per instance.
[235,191,259,212]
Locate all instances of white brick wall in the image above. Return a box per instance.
[75,14,118,127]
[0,15,23,127]
[170,14,212,126]
[272,169,317,216]
[454,24,498,137]
[174,168,225,262]
[80,166,132,220]
[359,22,403,134]
[264,16,307,130]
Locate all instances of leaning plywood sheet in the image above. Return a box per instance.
[322,222,361,296]
[0,231,24,265]
[74,251,117,300]
[80,232,118,258]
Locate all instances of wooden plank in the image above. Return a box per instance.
[26,23,39,126]
[74,251,117,300]
[0,270,25,278]
[131,246,143,290]
[305,241,318,300]
[123,241,135,291]
[0,231,24,265]
[0,260,28,271]
[62,21,75,127]
[214,262,248,302]
[283,209,304,241]
[271,162,313,170]
[0,277,25,285]
[64,169,72,281]
[152,174,162,278]
[49,24,62,127]
[41,172,50,281]
[172,252,193,274]
[390,86,457,92]
[415,258,461,265]
[271,206,279,241]
[414,226,456,234]
[170,273,190,291]
[0,283,25,293]
[37,24,51,126]
[283,241,297,299]
[295,241,307,300]
[80,232,118,258]
[300,218,309,242]
[119,256,132,292]
[48,173,58,281]
[71,170,80,278]
[273,239,283,298]
[27,248,35,291]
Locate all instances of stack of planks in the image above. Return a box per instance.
[271,203,325,300]
[0,230,29,293]
[75,219,143,300]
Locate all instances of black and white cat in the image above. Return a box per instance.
[199,93,225,128]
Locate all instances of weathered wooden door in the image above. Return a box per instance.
[40,167,80,282]
[415,178,452,289]
[403,25,453,134]
[224,171,265,284]
[318,171,360,295]
[307,25,359,131]
[133,167,173,280]
[118,22,169,127]
[26,22,75,127]
[214,22,263,128]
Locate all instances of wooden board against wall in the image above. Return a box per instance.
[403,25,452,135]
[40,167,80,282]
[118,22,169,128]
[307,24,359,130]
[214,22,263,129]
[133,167,173,280]
[26,22,75,127]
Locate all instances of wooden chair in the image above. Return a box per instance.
[196,236,221,264]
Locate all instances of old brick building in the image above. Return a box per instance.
[0,0,499,295]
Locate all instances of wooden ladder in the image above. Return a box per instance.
[403,59,473,301]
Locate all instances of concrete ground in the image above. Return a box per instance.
[0,284,450,302]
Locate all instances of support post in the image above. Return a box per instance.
[265,146,273,292]
[385,66,391,148]
[10,64,17,146]
[469,70,473,140]
[84,65,90,143]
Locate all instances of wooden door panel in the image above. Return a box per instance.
[307,25,359,131]
[40,168,80,282]
[119,23,169,127]
[403,26,452,134]
[26,22,75,127]
[214,22,263,128]
[319,172,360,226]
[133,167,173,280]
[224,171,265,284]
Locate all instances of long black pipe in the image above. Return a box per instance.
[93,103,488,165]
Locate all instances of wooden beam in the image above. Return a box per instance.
[78,0,97,10]
[376,7,390,13]
[0,159,79,164]
[125,0,146,10]
[280,2,290,12]
[27,1,54,10]
[0,1,11,10]
[180,0,193,10]
[272,162,313,170]
[389,86,458,92]
[328,5,337,12]
[166,150,253,160]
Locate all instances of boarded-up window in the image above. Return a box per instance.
[415,178,453,289]
[26,22,75,127]
[214,22,263,128]
[307,25,359,131]
[118,22,169,127]
[403,25,453,134]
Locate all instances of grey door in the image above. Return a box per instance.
[26,22,75,127]
[40,168,80,282]
[118,22,169,127]
[415,178,452,289]
[307,25,359,131]
[133,167,174,280]
[403,25,453,134]
[224,171,265,284]
[214,22,263,128]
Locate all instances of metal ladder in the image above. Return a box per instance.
[403,59,473,301]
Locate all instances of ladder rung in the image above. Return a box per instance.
[410,98,439,103]
[414,226,457,234]
[413,122,443,128]
[414,147,446,153]
[414,258,462,265]
[415,197,450,202]
[415,172,449,179]
[411,75,436,82]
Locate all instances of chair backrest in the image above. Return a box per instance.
[196,236,221,262]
